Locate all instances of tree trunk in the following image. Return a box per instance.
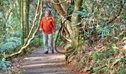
[52,0,83,51]
[23,0,29,38]
[20,0,29,46]
[21,0,24,46]
[70,0,83,46]
[53,0,67,17]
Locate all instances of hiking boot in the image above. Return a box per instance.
[52,49,54,54]
[44,51,48,54]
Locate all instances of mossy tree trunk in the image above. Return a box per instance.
[20,0,29,54]
[20,0,24,46]
[23,0,29,38]
[21,0,29,46]
[70,0,83,47]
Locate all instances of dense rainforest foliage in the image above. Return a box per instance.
[0,0,126,74]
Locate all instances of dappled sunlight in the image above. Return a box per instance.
[24,56,45,60]
[22,63,47,68]
[22,62,64,68]
[21,46,72,74]
[24,54,65,61]
[22,49,72,74]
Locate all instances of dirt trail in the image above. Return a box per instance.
[21,46,73,74]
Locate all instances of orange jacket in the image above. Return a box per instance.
[40,16,56,34]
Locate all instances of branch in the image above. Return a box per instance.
[52,0,67,17]
[54,20,74,54]
[46,0,71,21]
[45,2,57,12]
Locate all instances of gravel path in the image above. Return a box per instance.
[21,47,73,74]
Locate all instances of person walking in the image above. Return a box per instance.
[39,9,56,54]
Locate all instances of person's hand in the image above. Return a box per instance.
[52,32,55,34]
[52,30,56,34]
[39,28,42,31]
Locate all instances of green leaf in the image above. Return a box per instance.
[84,66,91,71]
[2,0,8,5]
[0,59,11,70]
[96,60,106,65]
[74,11,84,16]
[77,61,82,66]
[94,52,103,60]
[117,67,125,74]
[114,37,119,40]
[93,66,102,74]
[122,37,126,40]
